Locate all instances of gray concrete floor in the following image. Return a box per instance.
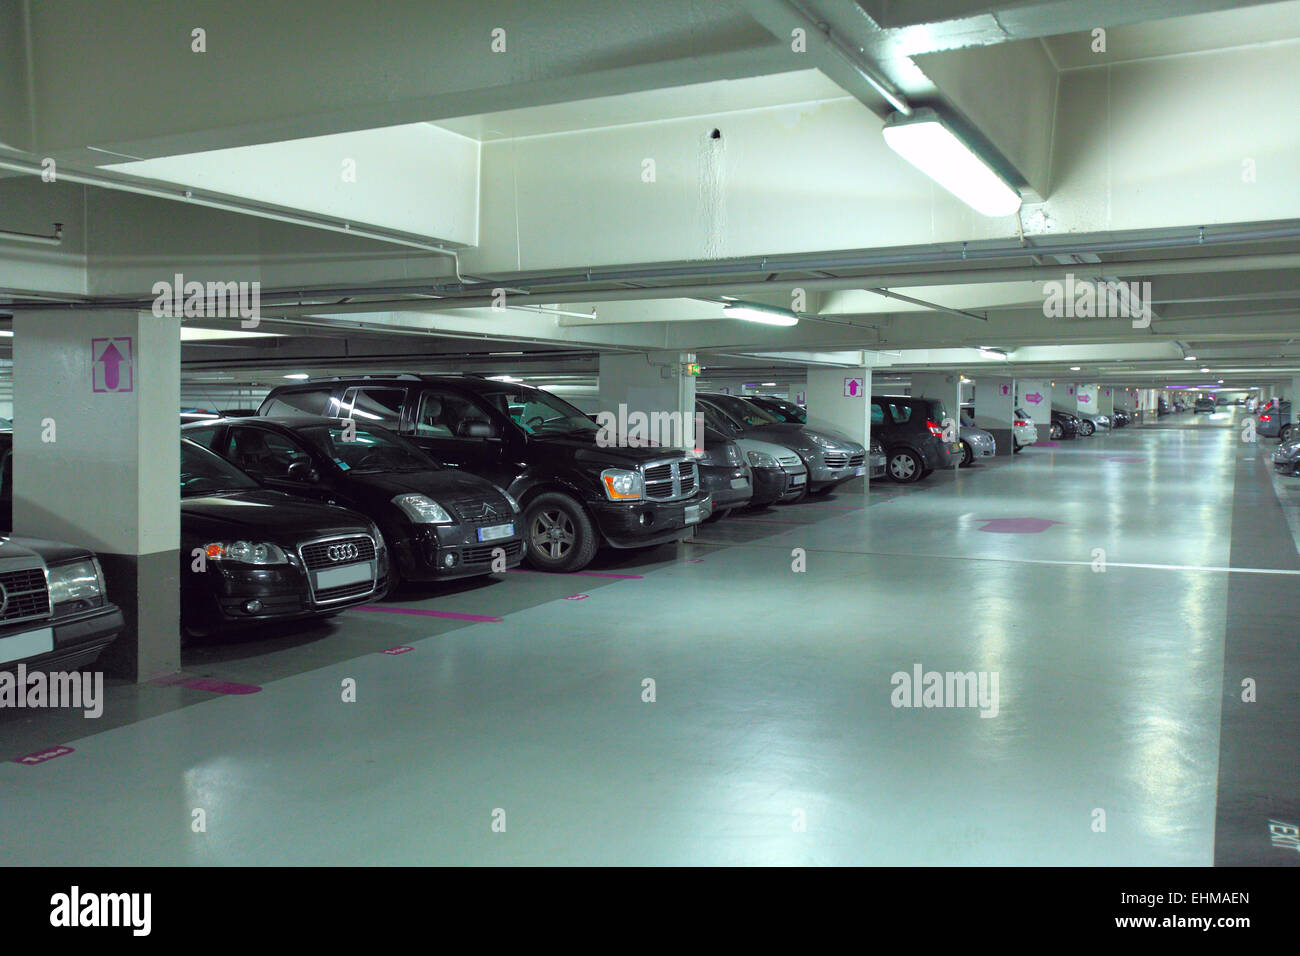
[0,409,1284,865]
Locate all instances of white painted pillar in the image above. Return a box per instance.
[973,376,1015,455]
[597,351,697,452]
[13,310,181,681]
[1016,379,1052,441]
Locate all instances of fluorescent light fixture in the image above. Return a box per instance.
[180,326,283,341]
[284,373,309,380]
[761,382,777,387]
[0,330,12,338]
[722,303,799,327]
[882,108,1022,217]
[488,374,522,383]
[1200,367,1209,373]
[1184,356,1196,361]
[1070,366,1081,371]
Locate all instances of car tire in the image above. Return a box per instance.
[1281,424,1292,443]
[524,492,598,572]
[1050,422,1062,439]
[1079,420,1095,437]
[959,440,973,467]
[1013,441,1023,454]
[811,484,838,496]
[886,448,924,483]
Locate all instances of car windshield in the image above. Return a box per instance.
[706,394,782,425]
[299,424,436,473]
[479,385,598,436]
[753,398,804,423]
[180,440,260,497]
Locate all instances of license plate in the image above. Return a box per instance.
[854,466,867,476]
[684,505,702,525]
[476,523,515,542]
[0,627,54,665]
[791,473,806,486]
[314,562,374,590]
[729,477,749,489]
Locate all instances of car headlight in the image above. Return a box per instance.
[807,433,834,448]
[392,493,454,524]
[47,558,105,607]
[747,450,777,468]
[601,468,643,501]
[203,541,290,565]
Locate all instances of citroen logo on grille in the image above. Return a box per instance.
[482,503,498,518]
[326,543,361,563]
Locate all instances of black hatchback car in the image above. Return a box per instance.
[180,438,388,636]
[869,395,964,483]
[1049,409,1081,439]
[183,417,525,593]
[257,375,707,572]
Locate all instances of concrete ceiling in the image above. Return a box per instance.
[2,0,1299,394]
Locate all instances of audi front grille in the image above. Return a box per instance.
[297,534,379,605]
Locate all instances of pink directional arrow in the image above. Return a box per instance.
[100,341,126,390]
[1079,394,1092,404]
[1025,392,1043,404]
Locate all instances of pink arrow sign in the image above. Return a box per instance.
[1025,392,1043,404]
[844,378,863,397]
[1079,394,1092,403]
[92,337,134,393]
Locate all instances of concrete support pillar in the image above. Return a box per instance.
[597,351,697,451]
[806,367,873,485]
[1290,376,1300,429]
[909,372,962,441]
[1016,379,1052,441]
[973,376,1015,456]
[1075,383,1099,422]
[1097,387,1115,418]
[13,310,180,681]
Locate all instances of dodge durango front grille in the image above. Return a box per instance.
[641,459,698,501]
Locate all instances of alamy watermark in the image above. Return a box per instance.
[152,272,261,328]
[594,404,705,454]
[891,663,999,718]
[1043,274,1152,329]
[0,666,103,718]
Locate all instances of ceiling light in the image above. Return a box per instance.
[283,373,309,380]
[761,382,776,387]
[1184,356,1197,361]
[488,374,522,383]
[882,108,1022,217]
[1200,368,1209,373]
[1070,366,1081,371]
[0,330,12,338]
[722,303,799,327]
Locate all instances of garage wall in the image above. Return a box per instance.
[466,97,1018,273]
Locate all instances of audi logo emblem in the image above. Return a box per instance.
[327,543,361,562]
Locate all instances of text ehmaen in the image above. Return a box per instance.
[50,886,151,936]
[1120,892,1248,906]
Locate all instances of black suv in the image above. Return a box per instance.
[257,376,707,572]
[869,395,963,483]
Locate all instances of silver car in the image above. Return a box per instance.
[735,437,809,504]
[1013,408,1038,452]
[1272,439,1300,475]
[958,415,997,466]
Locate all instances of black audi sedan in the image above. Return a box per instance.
[180,438,388,637]
[182,417,525,594]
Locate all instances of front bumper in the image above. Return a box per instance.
[186,545,392,628]
[395,522,525,582]
[1,603,125,673]
[591,492,709,548]
[808,451,870,488]
[699,464,754,509]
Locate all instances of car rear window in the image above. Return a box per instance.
[260,388,332,417]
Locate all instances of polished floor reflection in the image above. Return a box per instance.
[0,414,1277,865]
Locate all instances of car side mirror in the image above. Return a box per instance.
[456,420,498,439]
[287,460,319,483]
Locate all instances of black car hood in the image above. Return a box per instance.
[0,535,93,565]
[181,488,371,538]
[339,468,503,499]
[529,431,690,465]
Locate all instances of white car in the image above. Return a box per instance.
[1013,408,1038,452]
